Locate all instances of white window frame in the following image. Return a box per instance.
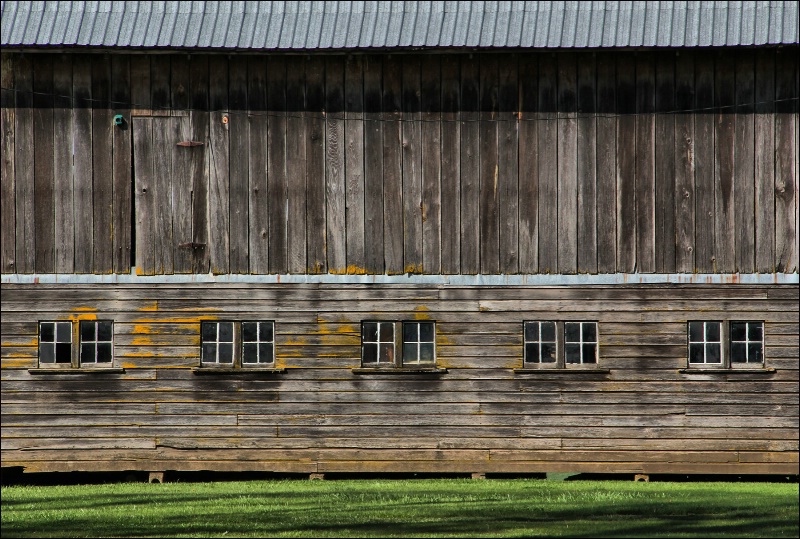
[402,321,436,366]
[729,321,764,366]
[688,321,723,365]
[241,321,276,365]
[361,321,396,366]
[79,320,115,366]
[523,321,558,365]
[38,321,73,366]
[564,321,598,365]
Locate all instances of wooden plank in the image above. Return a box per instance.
[72,55,92,273]
[132,117,154,275]
[479,54,499,274]
[14,54,34,274]
[734,50,755,273]
[33,55,55,273]
[754,49,775,273]
[402,55,423,273]
[0,53,15,272]
[497,54,519,274]
[345,55,365,272]
[208,55,230,274]
[459,55,480,274]
[325,57,347,273]
[774,48,797,273]
[557,52,578,274]
[694,51,715,272]
[674,50,696,272]
[635,53,656,273]
[421,55,442,274]
[169,53,189,114]
[189,55,210,274]
[616,54,636,272]
[305,56,327,274]
[714,51,736,273]
[91,55,114,273]
[518,55,538,274]
[129,56,150,116]
[228,56,249,274]
[111,55,132,274]
[577,53,597,274]
[170,56,193,274]
[595,52,617,273]
[247,56,269,274]
[150,54,170,115]
[152,117,174,274]
[382,56,404,275]
[654,52,676,273]
[286,56,307,274]
[267,56,287,274]
[537,54,558,274]
[363,55,384,274]
[440,55,460,275]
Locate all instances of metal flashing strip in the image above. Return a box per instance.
[1,273,797,286]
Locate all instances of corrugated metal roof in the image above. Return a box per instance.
[2,1,798,50]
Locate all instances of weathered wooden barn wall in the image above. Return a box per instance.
[1,283,797,475]
[1,48,798,276]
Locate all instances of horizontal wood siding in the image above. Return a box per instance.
[1,283,797,475]
[1,49,797,276]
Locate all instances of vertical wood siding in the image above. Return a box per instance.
[0,49,797,276]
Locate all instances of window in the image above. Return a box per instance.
[730,321,764,365]
[686,321,766,369]
[519,321,602,370]
[200,320,275,368]
[688,321,722,365]
[79,320,114,365]
[39,321,72,365]
[524,321,557,364]
[565,322,598,364]
[360,321,437,369]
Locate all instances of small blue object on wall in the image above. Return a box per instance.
[113,114,124,126]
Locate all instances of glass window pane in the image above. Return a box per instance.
[201,343,217,363]
[97,321,112,342]
[748,343,763,363]
[582,344,597,363]
[218,322,234,343]
[201,322,217,342]
[81,344,95,363]
[362,343,377,363]
[380,322,394,342]
[730,342,747,363]
[56,322,72,343]
[541,343,556,363]
[242,322,258,342]
[565,344,581,363]
[706,343,721,363]
[39,344,54,363]
[55,343,72,363]
[379,343,394,363]
[403,342,418,362]
[524,322,538,342]
[403,323,417,343]
[218,343,233,363]
[260,322,274,342]
[525,343,539,363]
[362,323,378,342]
[419,343,434,362]
[565,323,580,343]
[419,323,434,342]
[688,322,704,343]
[259,343,274,363]
[730,322,747,341]
[541,322,556,342]
[96,343,112,362]
[40,323,55,342]
[748,323,763,341]
[705,322,720,342]
[243,343,258,363]
[689,344,705,363]
[80,322,95,341]
[582,323,596,342]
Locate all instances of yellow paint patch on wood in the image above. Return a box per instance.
[130,336,155,346]
[138,302,159,312]
[413,305,432,320]
[404,263,424,274]
[68,313,98,322]
[319,334,360,346]
[171,307,223,312]
[1,358,36,367]
[283,337,308,346]
[133,317,213,324]
[436,334,454,346]
[74,306,98,312]
[120,362,138,369]
[329,265,369,275]
[1,338,37,347]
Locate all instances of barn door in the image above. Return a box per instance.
[132,116,208,275]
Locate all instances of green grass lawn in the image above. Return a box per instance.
[2,479,798,538]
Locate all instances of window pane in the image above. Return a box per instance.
[362,343,377,363]
[218,343,233,363]
[748,343,763,363]
[55,343,72,363]
[39,344,54,363]
[202,322,217,342]
[97,343,112,362]
[403,342,418,362]
[582,323,596,342]
[242,322,258,342]
[582,344,597,363]
[403,323,417,343]
[379,343,394,363]
[380,322,394,342]
[260,322,274,342]
[362,323,378,342]
[541,322,556,342]
[419,343,434,362]
[565,323,580,343]
[81,344,95,363]
[243,343,258,363]
[565,344,581,363]
[748,323,763,341]
[524,322,538,342]
[541,343,556,363]
[419,323,434,342]
[706,343,721,363]
[218,322,234,343]
[730,342,747,363]
[80,322,95,341]
[688,322,704,343]
[97,321,113,342]
[730,322,747,341]
[705,322,720,342]
[56,322,72,343]
[202,343,217,363]
[40,323,54,342]
[689,344,704,363]
[525,343,539,363]
[259,343,274,363]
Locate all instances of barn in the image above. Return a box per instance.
[1,1,798,479]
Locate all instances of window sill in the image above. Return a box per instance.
[192,367,285,375]
[352,367,448,375]
[514,368,611,374]
[29,368,126,375]
[678,367,776,374]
